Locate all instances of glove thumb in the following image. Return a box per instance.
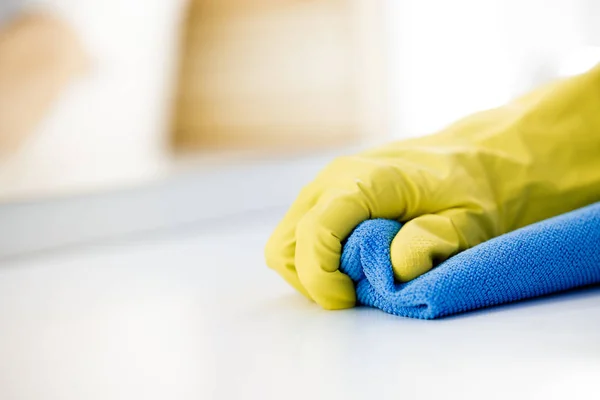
[390,209,492,282]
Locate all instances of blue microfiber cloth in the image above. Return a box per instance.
[340,202,600,319]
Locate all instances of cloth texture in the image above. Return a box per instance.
[340,202,600,319]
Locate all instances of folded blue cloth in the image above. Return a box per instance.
[340,202,600,319]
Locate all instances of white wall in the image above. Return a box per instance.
[385,0,592,139]
[0,0,187,200]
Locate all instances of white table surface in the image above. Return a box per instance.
[0,210,598,400]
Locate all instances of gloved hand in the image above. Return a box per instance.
[265,64,600,310]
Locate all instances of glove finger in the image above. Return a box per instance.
[295,190,373,309]
[390,208,489,282]
[292,159,432,308]
[265,157,415,302]
[264,182,322,300]
[267,155,433,305]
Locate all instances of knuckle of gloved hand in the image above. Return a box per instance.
[298,179,321,197]
[264,235,285,271]
[295,213,321,240]
[320,156,358,178]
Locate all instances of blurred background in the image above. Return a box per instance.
[1,0,600,257]
[2,4,600,398]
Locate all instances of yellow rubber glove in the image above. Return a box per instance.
[265,64,600,310]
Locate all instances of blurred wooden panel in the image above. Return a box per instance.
[171,0,387,152]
